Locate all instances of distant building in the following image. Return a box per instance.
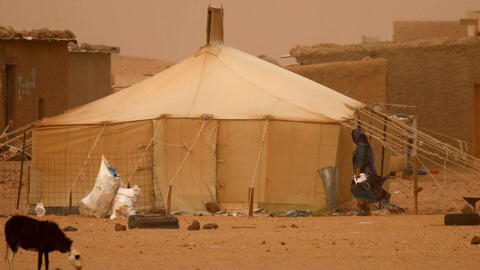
[0,27,119,130]
[393,21,469,42]
[290,37,480,156]
[393,11,480,42]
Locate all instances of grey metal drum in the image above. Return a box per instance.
[318,166,339,210]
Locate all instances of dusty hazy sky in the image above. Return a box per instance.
[1,0,479,65]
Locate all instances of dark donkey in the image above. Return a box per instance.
[4,215,82,270]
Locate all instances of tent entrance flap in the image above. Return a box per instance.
[153,119,218,213]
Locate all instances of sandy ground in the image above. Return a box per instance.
[0,214,479,270]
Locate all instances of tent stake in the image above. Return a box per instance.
[166,184,172,215]
[248,187,254,217]
[16,131,27,210]
[413,158,419,214]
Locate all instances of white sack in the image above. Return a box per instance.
[80,155,120,218]
[110,185,141,219]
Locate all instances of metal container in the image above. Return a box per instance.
[318,166,339,210]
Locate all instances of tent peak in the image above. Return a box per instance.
[206,7,224,45]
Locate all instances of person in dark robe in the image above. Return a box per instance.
[350,126,391,216]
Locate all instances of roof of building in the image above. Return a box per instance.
[291,36,480,58]
[0,26,76,41]
[68,42,120,54]
[1,26,120,54]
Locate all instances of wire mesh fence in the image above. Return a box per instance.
[23,150,156,215]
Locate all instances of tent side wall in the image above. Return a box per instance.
[31,119,360,213]
[215,120,347,211]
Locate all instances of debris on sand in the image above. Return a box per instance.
[63,226,78,232]
[231,226,256,229]
[291,224,298,228]
[471,236,480,245]
[115,223,127,231]
[280,242,286,245]
[287,210,311,217]
[188,220,200,230]
[203,223,219,230]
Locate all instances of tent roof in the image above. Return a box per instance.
[37,44,363,127]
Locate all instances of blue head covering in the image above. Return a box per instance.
[352,126,377,175]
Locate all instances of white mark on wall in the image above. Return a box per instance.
[17,68,36,101]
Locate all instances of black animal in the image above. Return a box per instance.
[4,215,81,270]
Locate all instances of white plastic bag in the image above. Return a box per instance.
[80,155,120,218]
[110,184,141,219]
[35,202,46,217]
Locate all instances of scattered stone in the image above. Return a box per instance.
[115,223,127,231]
[210,245,221,249]
[203,223,219,230]
[205,202,220,213]
[291,224,298,228]
[0,215,8,218]
[63,226,78,232]
[471,236,480,245]
[261,240,266,245]
[139,250,143,254]
[276,225,287,228]
[188,220,200,230]
[280,242,286,245]
[266,249,271,252]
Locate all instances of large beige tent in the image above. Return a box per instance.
[31,8,366,213]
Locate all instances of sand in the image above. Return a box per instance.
[0,214,479,270]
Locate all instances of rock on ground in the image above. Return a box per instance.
[115,223,127,231]
[203,223,219,230]
[188,220,200,230]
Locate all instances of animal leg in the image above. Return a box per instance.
[37,251,43,270]
[7,247,15,270]
[44,252,49,270]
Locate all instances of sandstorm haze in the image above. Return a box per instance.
[1,0,479,65]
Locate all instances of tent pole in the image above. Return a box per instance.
[411,116,422,214]
[248,187,254,217]
[380,115,388,176]
[16,131,27,210]
[166,184,172,215]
